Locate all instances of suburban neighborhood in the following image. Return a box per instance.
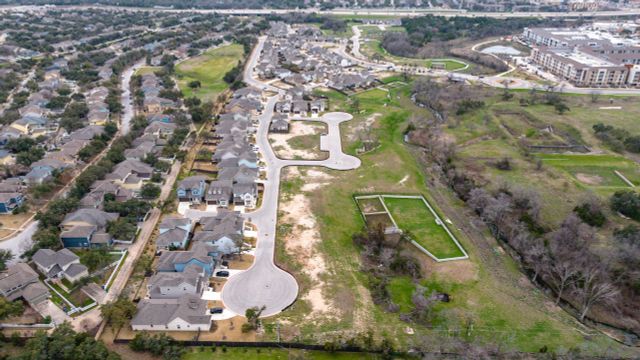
[1,3,640,360]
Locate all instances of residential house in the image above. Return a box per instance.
[269,114,289,133]
[156,243,219,276]
[156,216,192,250]
[0,263,50,306]
[146,264,205,299]
[32,248,89,283]
[204,180,233,207]
[144,122,176,138]
[59,208,119,248]
[130,293,211,331]
[193,210,244,254]
[106,159,153,192]
[0,192,23,214]
[177,176,208,204]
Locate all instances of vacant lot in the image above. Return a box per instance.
[269,121,328,160]
[382,196,465,259]
[175,44,244,102]
[268,82,627,355]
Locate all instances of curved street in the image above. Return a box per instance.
[220,38,361,317]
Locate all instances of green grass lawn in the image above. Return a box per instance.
[175,44,244,102]
[134,66,161,76]
[382,196,465,259]
[184,348,380,360]
[539,153,640,189]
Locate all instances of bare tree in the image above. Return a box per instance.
[548,249,581,305]
[590,90,601,103]
[574,261,619,322]
[523,237,548,283]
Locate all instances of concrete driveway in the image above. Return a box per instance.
[220,40,361,317]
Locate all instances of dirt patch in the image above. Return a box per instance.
[575,173,603,186]
[280,188,333,316]
[406,245,478,283]
[300,169,334,192]
[269,121,326,160]
[348,113,381,141]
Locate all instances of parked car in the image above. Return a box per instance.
[210,307,224,314]
[215,270,229,277]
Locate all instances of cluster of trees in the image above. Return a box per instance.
[400,16,564,48]
[242,305,265,332]
[352,227,427,320]
[593,122,640,153]
[78,122,118,161]
[161,127,189,160]
[129,332,184,360]
[5,137,46,166]
[223,61,245,90]
[0,296,24,321]
[9,323,120,360]
[111,49,148,76]
[60,101,90,132]
[63,51,115,85]
[455,99,485,116]
[0,71,21,104]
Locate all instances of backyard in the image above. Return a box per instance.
[175,44,245,102]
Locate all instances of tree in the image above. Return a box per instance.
[573,199,606,227]
[242,305,265,332]
[80,247,111,272]
[554,101,570,115]
[101,297,136,333]
[574,261,619,322]
[188,80,201,89]
[140,183,161,199]
[107,218,137,241]
[0,297,23,320]
[21,323,120,360]
[611,190,640,221]
[0,249,13,271]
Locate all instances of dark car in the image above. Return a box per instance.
[209,307,224,314]
[215,271,229,277]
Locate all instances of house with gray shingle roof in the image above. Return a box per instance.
[32,248,89,283]
[131,293,211,331]
[0,263,50,305]
[156,216,192,250]
[146,264,205,299]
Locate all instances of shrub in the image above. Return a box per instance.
[611,190,640,221]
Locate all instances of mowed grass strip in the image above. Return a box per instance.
[382,197,464,259]
[539,153,640,188]
[175,43,244,101]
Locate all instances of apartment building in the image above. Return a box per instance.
[523,26,640,87]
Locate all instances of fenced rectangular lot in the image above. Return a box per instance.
[355,194,468,262]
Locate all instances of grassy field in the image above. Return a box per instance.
[356,26,467,71]
[382,196,465,259]
[539,153,640,190]
[267,80,629,356]
[184,348,381,359]
[134,66,161,76]
[175,44,244,102]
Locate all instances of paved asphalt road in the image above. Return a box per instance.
[5,5,640,19]
[221,37,361,317]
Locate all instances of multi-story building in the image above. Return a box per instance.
[523,26,640,87]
